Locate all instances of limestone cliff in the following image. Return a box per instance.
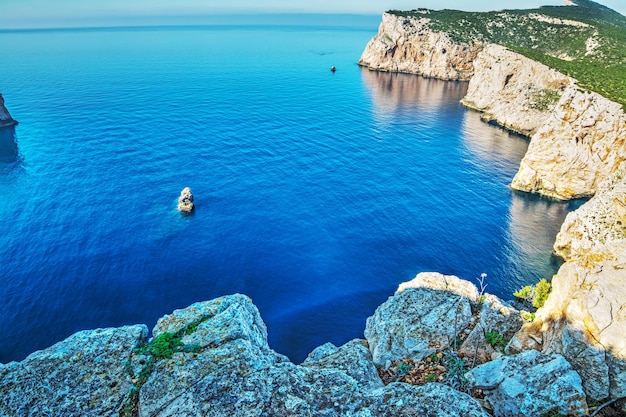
[360,12,626,201]
[0,94,18,128]
[461,44,571,137]
[358,13,483,81]
[511,87,626,200]
[509,163,626,400]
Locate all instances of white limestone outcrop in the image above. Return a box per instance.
[511,86,626,200]
[358,13,483,81]
[360,13,626,201]
[461,44,571,137]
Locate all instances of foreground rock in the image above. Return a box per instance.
[0,94,18,128]
[1,293,491,416]
[0,325,147,416]
[467,350,588,416]
[177,187,194,214]
[509,164,626,400]
[367,273,591,415]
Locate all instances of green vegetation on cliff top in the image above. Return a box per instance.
[389,0,626,108]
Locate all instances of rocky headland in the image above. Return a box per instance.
[359,7,626,201]
[3,3,626,416]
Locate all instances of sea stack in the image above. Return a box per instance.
[177,187,194,214]
[0,94,18,128]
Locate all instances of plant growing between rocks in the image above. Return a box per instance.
[119,317,210,417]
[514,278,552,308]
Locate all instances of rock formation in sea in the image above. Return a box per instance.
[177,187,194,214]
[2,274,597,416]
[0,94,18,128]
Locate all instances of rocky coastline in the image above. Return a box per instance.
[2,10,626,417]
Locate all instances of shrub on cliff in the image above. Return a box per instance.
[514,278,552,308]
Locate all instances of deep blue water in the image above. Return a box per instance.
[0,20,581,364]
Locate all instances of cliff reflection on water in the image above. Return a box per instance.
[361,68,578,293]
[361,69,468,124]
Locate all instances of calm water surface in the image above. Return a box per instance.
[0,21,580,363]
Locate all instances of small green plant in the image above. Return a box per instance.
[150,332,184,360]
[514,278,552,308]
[396,362,413,375]
[425,373,438,383]
[523,312,536,322]
[533,279,552,308]
[484,331,508,349]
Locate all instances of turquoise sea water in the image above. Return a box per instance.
[0,20,581,363]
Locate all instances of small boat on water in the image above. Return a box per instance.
[330,66,336,72]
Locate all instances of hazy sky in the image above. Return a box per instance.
[1,0,625,29]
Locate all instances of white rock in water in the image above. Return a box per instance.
[177,187,194,214]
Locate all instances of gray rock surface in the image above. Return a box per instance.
[460,294,524,364]
[466,350,588,416]
[0,325,147,416]
[365,286,472,366]
[138,293,487,417]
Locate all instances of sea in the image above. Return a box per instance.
[0,16,583,364]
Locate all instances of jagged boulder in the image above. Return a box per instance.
[369,272,524,367]
[466,350,588,416]
[459,294,525,364]
[365,285,473,366]
[177,187,194,214]
[0,325,147,416]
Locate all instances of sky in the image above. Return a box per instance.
[0,0,625,29]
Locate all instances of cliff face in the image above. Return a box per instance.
[357,11,626,404]
[360,12,626,201]
[358,13,483,81]
[511,87,626,200]
[461,44,571,137]
[0,94,18,128]
[509,164,626,400]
